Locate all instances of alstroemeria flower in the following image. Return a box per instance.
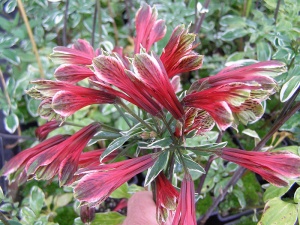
[1,135,68,185]
[74,154,158,206]
[182,60,285,131]
[133,53,184,120]
[155,173,179,224]
[28,80,117,118]
[172,173,196,225]
[182,108,215,135]
[51,39,99,65]
[35,120,61,141]
[26,122,101,186]
[217,148,300,186]
[78,149,118,168]
[54,64,95,83]
[161,25,203,78]
[134,3,166,53]
[93,54,163,117]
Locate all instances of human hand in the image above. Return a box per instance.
[122,191,158,225]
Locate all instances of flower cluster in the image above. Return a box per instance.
[2,3,300,225]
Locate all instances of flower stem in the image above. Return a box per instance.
[161,116,176,142]
[62,0,69,46]
[114,104,132,128]
[17,0,45,79]
[0,69,12,112]
[118,101,155,132]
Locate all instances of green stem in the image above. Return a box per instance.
[64,121,119,133]
[161,116,176,142]
[150,115,161,134]
[176,148,189,173]
[118,101,155,132]
[114,104,132,128]
[0,69,12,112]
[166,150,175,182]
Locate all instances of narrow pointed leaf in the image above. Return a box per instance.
[144,150,169,186]
[100,135,131,161]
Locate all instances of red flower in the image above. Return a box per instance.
[160,25,203,78]
[51,39,98,65]
[134,3,166,53]
[155,173,179,224]
[217,148,300,186]
[172,173,196,225]
[78,149,118,168]
[182,108,215,135]
[54,64,95,83]
[35,120,61,141]
[133,53,184,120]
[74,154,157,206]
[182,61,284,131]
[26,123,101,186]
[29,80,117,118]
[2,135,68,185]
[93,54,163,117]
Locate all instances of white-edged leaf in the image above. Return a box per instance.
[4,113,19,133]
[280,75,300,102]
[29,186,45,216]
[0,186,4,201]
[182,155,205,174]
[147,137,172,149]
[88,131,121,146]
[100,135,131,161]
[144,150,169,186]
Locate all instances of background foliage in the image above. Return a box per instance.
[0,0,299,224]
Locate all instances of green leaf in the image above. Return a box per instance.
[4,0,17,14]
[29,186,45,216]
[4,113,19,134]
[91,212,125,225]
[110,183,130,199]
[280,75,300,102]
[20,207,37,225]
[226,52,245,62]
[263,184,292,202]
[0,203,13,212]
[257,41,272,61]
[233,189,246,209]
[0,49,20,65]
[294,187,300,203]
[128,184,145,194]
[272,146,300,155]
[144,150,169,186]
[88,131,121,146]
[54,193,73,208]
[0,186,4,201]
[221,28,248,41]
[100,135,131,161]
[0,36,19,48]
[147,137,172,149]
[0,221,22,225]
[182,155,205,175]
[220,15,246,28]
[27,98,40,117]
[258,198,297,225]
